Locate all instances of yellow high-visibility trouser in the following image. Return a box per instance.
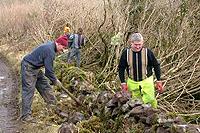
[127,76,157,108]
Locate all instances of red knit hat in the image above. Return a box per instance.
[55,35,68,47]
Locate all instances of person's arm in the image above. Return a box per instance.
[44,52,57,85]
[118,49,128,83]
[82,35,85,45]
[118,48,129,91]
[148,49,161,81]
[80,35,87,47]
[148,49,164,93]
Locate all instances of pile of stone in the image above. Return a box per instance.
[58,91,200,133]
[103,91,200,133]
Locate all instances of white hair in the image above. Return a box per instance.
[130,33,143,42]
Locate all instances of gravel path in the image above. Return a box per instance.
[0,58,20,133]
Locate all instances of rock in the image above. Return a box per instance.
[69,112,85,124]
[96,91,113,104]
[174,117,186,124]
[144,126,156,133]
[171,124,188,133]
[146,114,158,125]
[127,117,137,123]
[111,107,121,117]
[121,103,130,113]
[140,116,147,123]
[57,90,200,133]
[124,105,144,119]
[59,112,69,118]
[158,118,174,127]
[143,105,159,116]
[118,91,131,104]
[92,108,101,116]
[128,99,143,108]
[128,105,144,115]
[114,91,123,99]
[106,99,118,108]
[58,122,77,133]
[156,126,168,133]
[172,124,200,133]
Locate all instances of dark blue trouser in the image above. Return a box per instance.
[21,60,56,118]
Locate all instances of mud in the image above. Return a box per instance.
[0,57,20,133]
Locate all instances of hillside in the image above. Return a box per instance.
[0,0,199,132]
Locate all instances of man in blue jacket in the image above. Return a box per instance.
[20,35,68,122]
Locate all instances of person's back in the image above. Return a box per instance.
[23,41,55,68]
[67,28,85,67]
[70,28,85,49]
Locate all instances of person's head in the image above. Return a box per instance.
[77,28,83,34]
[64,26,71,34]
[129,32,144,52]
[55,35,68,53]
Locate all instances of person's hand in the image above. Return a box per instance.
[121,83,128,92]
[56,79,63,88]
[156,81,164,93]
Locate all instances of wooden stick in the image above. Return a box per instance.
[60,84,82,105]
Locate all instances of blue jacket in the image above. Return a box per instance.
[23,41,57,83]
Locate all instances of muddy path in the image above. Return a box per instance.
[0,57,20,133]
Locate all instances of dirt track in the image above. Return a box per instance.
[0,58,20,133]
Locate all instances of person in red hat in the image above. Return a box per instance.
[20,35,68,122]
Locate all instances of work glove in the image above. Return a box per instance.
[155,81,164,93]
[121,83,128,92]
[56,79,63,88]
